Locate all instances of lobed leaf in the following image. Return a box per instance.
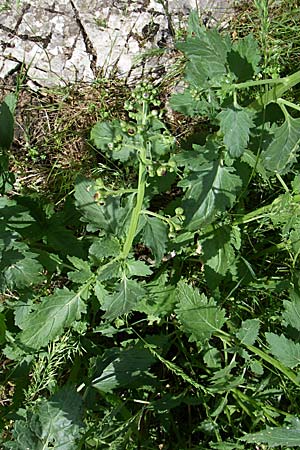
[265,332,300,368]
[236,319,260,346]
[179,160,242,230]
[140,215,168,263]
[176,281,227,343]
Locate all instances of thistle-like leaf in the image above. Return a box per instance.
[218,106,254,157]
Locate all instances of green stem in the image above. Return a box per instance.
[246,344,300,387]
[250,70,300,110]
[121,159,147,259]
[278,98,300,113]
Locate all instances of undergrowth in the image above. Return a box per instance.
[1,4,300,450]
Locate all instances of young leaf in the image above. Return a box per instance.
[140,215,168,263]
[92,346,155,393]
[18,287,87,350]
[4,387,83,449]
[282,290,300,331]
[218,106,254,157]
[228,34,261,81]
[242,417,300,447]
[89,237,121,260]
[236,319,260,345]
[265,332,300,368]
[175,281,227,343]
[102,276,146,319]
[261,114,300,173]
[179,161,242,230]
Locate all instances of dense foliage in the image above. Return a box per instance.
[1,11,300,449]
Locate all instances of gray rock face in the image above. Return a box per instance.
[0,0,233,87]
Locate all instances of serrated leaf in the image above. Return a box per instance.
[236,319,260,345]
[228,34,261,81]
[242,417,300,447]
[177,28,231,82]
[218,106,254,157]
[140,215,168,263]
[67,256,93,284]
[74,178,130,234]
[102,276,146,319]
[169,90,211,117]
[89,237,121,260]
[18,287,87,349]
[92,346,155,393]
[262,114,300,173]
[201,225,238,288]
[125,259,152,277]
[179,160,242,230]
[265,332,300,368]
[175,281,226,343]
[282,290,300,331]
[4,387,83,449]
[1,250,44,290]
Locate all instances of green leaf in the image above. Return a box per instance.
[74,178,130,234]
[262,114,300,173]
[265,332,300,368]
[218,106,254,157]
[179,161,242,230]
[175,281,227,343]
[228,34,261,81]
[236,319,260,345]
[1,250,44,291]
[4,387,83,449]
[140,215,168,263]
[242,417,300,447]
[169,90,212,117]
[18,287,87,349]
[125,259,152,277]
[201,225,238,288]
[102,276,146,319]
[92,346,155,393]
[282,290,300,331]
[89,237,121,260]
[0,93,17,150]
[177,28,231,83]
[67,256,93,284]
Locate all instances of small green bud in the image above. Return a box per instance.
[175,207,184,216]
[156,166,167,177]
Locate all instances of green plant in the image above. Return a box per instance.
[2,10,300,449]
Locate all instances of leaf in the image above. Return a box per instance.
[92,346,155,393]
[265,332,300,368]
[89,237,121,260]
[179,161,242,230]
[125,259,152,277]
[1,250,44,291]
[169,90,212,117]
[102,276,146,319]
[4,387,83,449]
[67,256,93,284]
[177,28,231,83]
[74,178,130,234]
[218,106,254,157]
[228,34,261,81]
[0,93,17,150]
[201,225,238,288]
[242,417,300,447]
[175,281,227,343]
[18,287,87,350]
[236,319,260,345]
[282,290,300,331]
[262,114,300,173]
[140,215,168,263]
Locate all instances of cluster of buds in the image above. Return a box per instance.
[148,159,177,177]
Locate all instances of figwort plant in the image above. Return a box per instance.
[1,10,300,449]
